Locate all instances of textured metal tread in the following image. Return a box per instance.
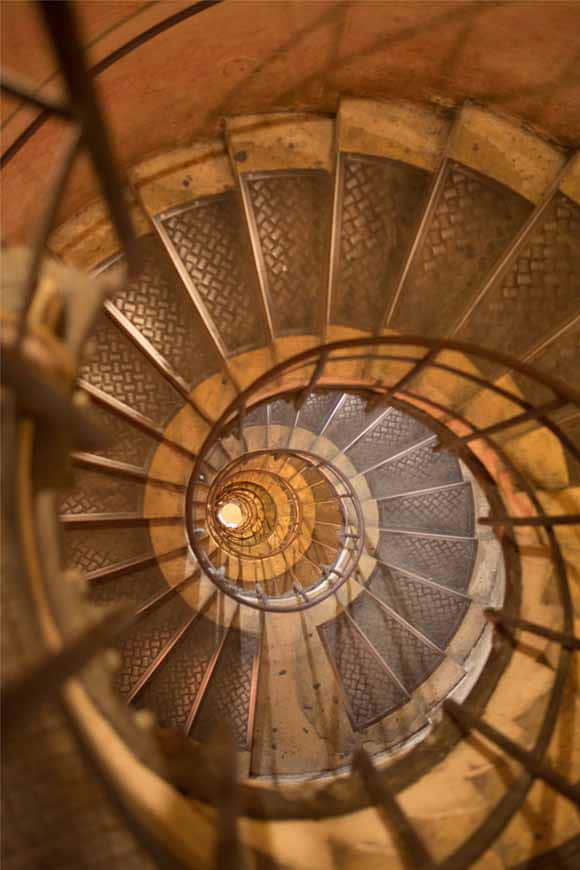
[80,311,183,426]
[375,481,474,536]
[391,160,533,337]
[191,626,260,749]
[296,390,344,437]
[347,407,432,472]
[374,531,477,594]
[60,468,146,517]
[113,596,194,700]
[85,400,159,470]
[319,612,408,730]
[63,526,156,576]
[87,560,173,608]
[135,615,224,731]
[458,190,580,369]
[324,393,385,451]
[331,153,431,332]
[364,439,462,499]
[366,563,470,650]
[160,192,267,356]
[109,233,222,388]
[348,593,443,693]
[243,170,330,336]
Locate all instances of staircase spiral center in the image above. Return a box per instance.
[217,501,244,529]
[187,445,366,612]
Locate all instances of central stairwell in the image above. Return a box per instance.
[10,95,579,868]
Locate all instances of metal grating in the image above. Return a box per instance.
[459,191,580,367]
[135,615,222,731]
[60,469,145,516]
[319,613,407,729]
[332,155,430,331]
[162,193,266,355]
[376,482,474,536]
[392,161,532,336]
[375,531,477,594]
[245,171,329,336]
[348,593,443,692]
[191,627,259,749]
[80,311,183,426]
[367,563,470,650]
[111,233,222,388]
[365,441,462,499]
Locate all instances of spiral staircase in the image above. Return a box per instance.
[2,3,580,869]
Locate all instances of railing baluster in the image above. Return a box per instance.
[436,397,567,452]
[353,746,434,870]
[185,608,237,734]
[127,608,201,703]
[1,69,73,117]
[72,452,186,492]
[479,513,580,528]
[60,512,182,529]
[294,350,329,411]
[39,1,138,271]
[444,699,580,807]
[485,610,580,650]
[2,605,133,729]
[382,349,438,402]
[16,127,82,342]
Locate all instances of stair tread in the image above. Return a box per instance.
[375,482,474,536]
[161,192,268,356]
[374,531,477,594]
[367,563,470,650]
[319,613,409,730]
[391,161,533,337]
[364,440,462,499]
[109,233,222,389]
[331,153,431,332]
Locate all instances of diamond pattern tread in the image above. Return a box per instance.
[367,563,469,650]
[391,161,532,336]
[113,596,193,699]
[81,311,183,426]
[135,615,222,731]
[297,390,342,436]
[365,440,462,499]
[375,531,477,594]
[87,561,174,608]
[332,155,431,331]
[191,626,259,749]
[324,393,385,451]
[60,469,145,516]
[376,482,474,536]
[560,416,580,485]
[86,401,158,470]
[512,318,580,406]
[110,234,221,388]
[245,171,329,335]
[245,403,268,429]
[348,593,443,692]
[161,192,266,355]
[347,408,432,471]
[319,613,407,730]
[269,397,296,429]
[458,191,580,367]
[63,526,154,575]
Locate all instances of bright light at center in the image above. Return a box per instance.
[218,501,243,529]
